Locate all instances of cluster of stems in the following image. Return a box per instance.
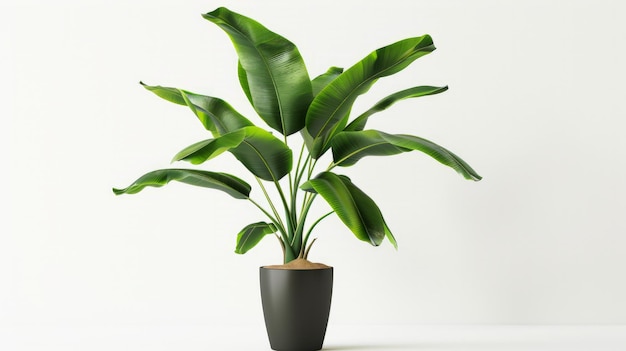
[248,138,335,264]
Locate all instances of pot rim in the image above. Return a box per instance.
[260,266,333,271]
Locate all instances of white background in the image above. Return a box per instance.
[3,0,626,330]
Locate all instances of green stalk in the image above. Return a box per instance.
[293,192,318,247]
[294,155,311,191]
[301,211,334,253]
[292,144,307,200]
[293,153,311,216]
[273,179,294,234]
[308,157,319,179]
[286,135,294,208]
[248,198,288,242]
[255,177,288,240]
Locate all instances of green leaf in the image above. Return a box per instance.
[331,130,482,181]
[305,35,436,158]
[311,66,343,96]
[141,82,253,136]
[301,172,392,247]
[383,218,398,250]
[231,130,292,182]
[140,81,186,105]
[345,86,448,131]
[112,169,251,199]
[171,131,247,164]
[238,61,252,103]
[235,222,277,254]
[171,126,292,182]
[203,7,313,136]
[301,114,349,161]
[179,90,253,136]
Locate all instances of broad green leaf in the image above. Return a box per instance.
[235,222,277,254]
[141,82,253,136]
[301,113,348,160]
[302,66,350,157]
[203,7,313,136]
[301,172,391,246]
[331,130,482,181]
[171,131,246,164]
[305,35,436,158]
[311,66,343,96]
[112,169,251,199]
[345,86,448,131]
[179,90,253,136]
[171,126,292,182]
[230,127,292,182]
[140,81,186,105]
[238,61,252,103]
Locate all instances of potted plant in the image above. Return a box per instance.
[113,6,481,351]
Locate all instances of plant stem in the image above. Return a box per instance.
[273,179,294,234]
[308,157,318,178]
[255,177,288,239]
[292,144,307,200]
[248,198,286,237]
[293,154,311,220]
[303,238,317,260]
[299,211,333,257]
[283,134,295,226]
[293,192,317,245]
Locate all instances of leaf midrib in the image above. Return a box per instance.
[334,139,390,166]
[241,139,279,182]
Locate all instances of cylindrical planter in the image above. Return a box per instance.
[260,266,333,351]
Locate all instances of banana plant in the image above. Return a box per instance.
[113,7,481,264]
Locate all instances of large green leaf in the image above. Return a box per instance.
[112,169,251,199]
[300,66,347,157]
[345,85,448,131]
[179,90,253,136]
[238,61,252,103]
[235,222,277,254]
[302,67,347,155]
[171,132,246,164]
[203,7,313,136]
[171,126,292,182]
[301,114,349,161]
[331,130,482,181]
[305,35,436,158]
[140,81,186,105]
[230,132,292,182]
[311,66,343,96]
[301,172,392,247]
[141,82,253,136]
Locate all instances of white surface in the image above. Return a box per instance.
[2,325,626,351]
[3,0,626,326]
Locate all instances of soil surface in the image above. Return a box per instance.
[263,258,331,270]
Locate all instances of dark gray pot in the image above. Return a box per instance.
[260,266,333,351]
